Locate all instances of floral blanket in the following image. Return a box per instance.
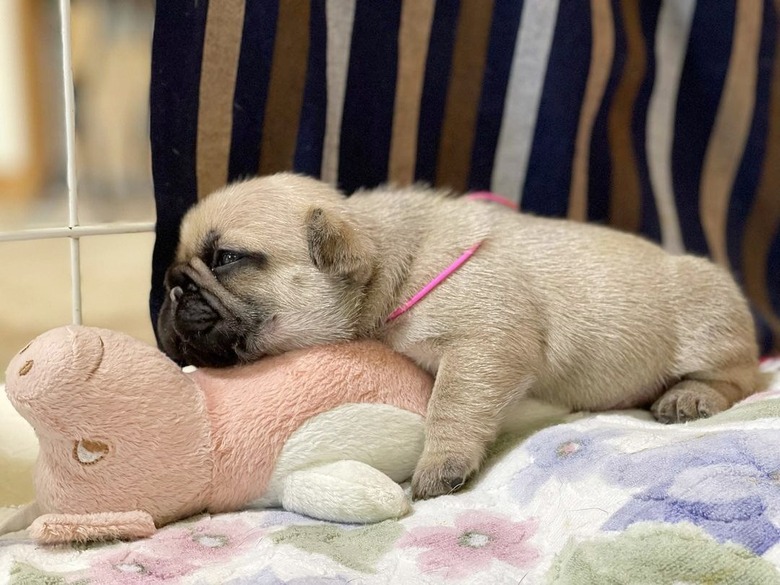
[2,360,780,584]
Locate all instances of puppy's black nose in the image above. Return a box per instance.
[166,264,195,290]
[167,269,219,333]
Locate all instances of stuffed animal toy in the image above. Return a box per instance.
[0,325,432,544]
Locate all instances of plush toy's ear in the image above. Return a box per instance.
[29,511,156,544]
[305,207,374,284]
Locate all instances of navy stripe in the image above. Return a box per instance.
[227,0,279,182]
[294,0,327,177]
[338,2,402,194]
[149,0,209,338]
[671,1,735,255]
[587,0,624,226]
[522,0,592,217]
[634,0,662,241]
[769,231,780,317]
[727,0,776,281]
[467,0,524,192]
[414,0,461,186]
[752,308,774,355]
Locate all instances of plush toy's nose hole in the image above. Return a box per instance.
[18,360,33,376]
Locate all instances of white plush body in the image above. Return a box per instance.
[256,404,425,522]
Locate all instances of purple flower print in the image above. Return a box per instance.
[602,430,780,554]
[510,426,622,503]
[398,510,539,579]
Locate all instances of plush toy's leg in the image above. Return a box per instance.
[29,511,156,544]
[282,460,411,524]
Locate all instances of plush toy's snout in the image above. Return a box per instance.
[3,326,215,540]
[5,326,104,408]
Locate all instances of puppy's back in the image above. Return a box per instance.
[474,210,762,409]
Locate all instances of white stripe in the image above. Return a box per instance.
[491,0,561,204]
[320,0,356,186]
[646,0,696,254]
[59,0,82,324]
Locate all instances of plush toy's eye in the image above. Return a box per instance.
[73,439,110,465]
[213,250,244,269]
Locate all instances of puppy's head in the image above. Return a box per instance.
[157,173,375,367]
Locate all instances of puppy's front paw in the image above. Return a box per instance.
[651,382,729,424]
[411,454,476,500]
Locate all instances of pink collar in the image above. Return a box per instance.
[385,192,517,322]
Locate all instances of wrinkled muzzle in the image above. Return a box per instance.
[158,262,253,367]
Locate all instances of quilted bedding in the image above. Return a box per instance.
[2,360,780,585]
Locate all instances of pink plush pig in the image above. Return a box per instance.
[0,326,432,544]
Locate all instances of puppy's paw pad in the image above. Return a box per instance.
[651,386,728,424]
[411,456,474,500]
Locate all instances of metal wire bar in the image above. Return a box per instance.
[58,0,82,324]
[0,222,156,242]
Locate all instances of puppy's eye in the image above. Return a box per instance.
[213,250,244,268]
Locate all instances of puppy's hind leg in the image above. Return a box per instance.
[654,255,765,424]
[411,347,536,500]
[651,362,764,424]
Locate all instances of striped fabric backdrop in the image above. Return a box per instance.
[150,0,780,354]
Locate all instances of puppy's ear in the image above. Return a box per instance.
[305,207,374,284]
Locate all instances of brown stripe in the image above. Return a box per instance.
[196,0,246,199]
[259,0,311,176]
[701,0,762,269]
[388,0,436,186]
[569,0,615,221]
[743,0,780,349]
[607,0,646,232]
[435,0,495,192]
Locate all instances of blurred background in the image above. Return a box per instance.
[0,0,157,379]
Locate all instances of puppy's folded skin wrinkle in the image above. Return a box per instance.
[177,296,218,332]
[158,172,766,499]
